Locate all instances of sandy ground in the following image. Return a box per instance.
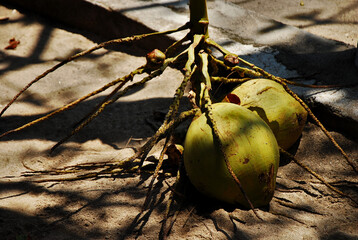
[0,3,358,240]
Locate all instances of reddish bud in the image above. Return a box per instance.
[224,54,239,67]
[146,49,166,66]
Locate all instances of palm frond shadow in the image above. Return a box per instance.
[0,177,171,239]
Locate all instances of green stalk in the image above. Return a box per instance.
[189,0,209,37]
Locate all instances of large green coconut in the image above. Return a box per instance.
[184,103,279,207]
[223,79,307,150]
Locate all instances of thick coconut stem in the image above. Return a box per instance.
[189,0,209,37]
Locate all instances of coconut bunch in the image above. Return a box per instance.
[184,102,280,207]
[183,78,308,208]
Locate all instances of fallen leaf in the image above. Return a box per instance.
[165,144,184,167]
[5,38,20,50]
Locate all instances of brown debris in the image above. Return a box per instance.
[5,37,20,50]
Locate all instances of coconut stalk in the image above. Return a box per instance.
[189,0,209,37]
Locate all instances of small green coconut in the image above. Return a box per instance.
[223,79,307,150]
[184,103,279,207]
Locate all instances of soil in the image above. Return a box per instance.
[0,2,357,240]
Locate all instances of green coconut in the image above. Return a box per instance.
[223,79,307,150]
[184,103,279,207]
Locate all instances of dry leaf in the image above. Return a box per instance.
[165,144,184,167]
[5,38,20,50]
